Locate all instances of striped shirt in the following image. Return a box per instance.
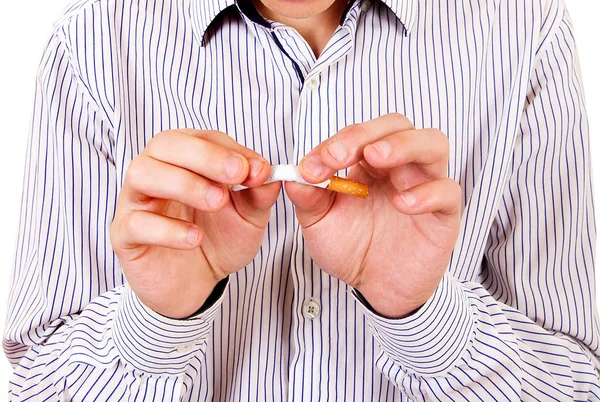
[4,0,600,399]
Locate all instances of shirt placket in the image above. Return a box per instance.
[237,3,364,400]
[272,15,363,402]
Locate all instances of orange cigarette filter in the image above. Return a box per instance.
[326,176,369,198]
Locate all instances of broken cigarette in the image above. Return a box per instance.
[231,164,369,199]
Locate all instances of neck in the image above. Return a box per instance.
[253,0,349,58]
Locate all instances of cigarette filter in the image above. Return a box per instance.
[326,176,369,198]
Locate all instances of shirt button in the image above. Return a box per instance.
[302,299,321,320]
[306,75,320,91]
[361,1,372,12]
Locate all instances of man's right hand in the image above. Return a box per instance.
[110,129,280,319]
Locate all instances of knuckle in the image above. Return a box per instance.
[395,131,411,146]
[441,142,450,160]
[121,211,141,238]
[153,130,168,140]
[109,220,120,247]
[341,123,369,141]
[146,131,170,154]
[176,128,200,137]
[388,112,411,128]
[429,129,450,159]
[179,174,202,200]
[430,128,446,139]
[189,130,232,148]
[170,171,212,209]
[196,130,223,141]
[340,123,362,135]
[442,176,457,186]
[431,128,449,146]
[124,157,145,189]
[444,178,462,198]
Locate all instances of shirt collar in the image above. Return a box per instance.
[190,0,418,45]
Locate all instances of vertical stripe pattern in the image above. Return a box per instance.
[4,0,600,400]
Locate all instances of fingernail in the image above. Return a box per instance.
[206,186,225,208]
[400,192,417,208]
[248,159,265,181]
[187,226,200,246]
[303,155,325,178]
[327,141,347,164]
[225,155,243,180]
[372,141,392,159]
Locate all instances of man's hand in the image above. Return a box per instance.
[110,129,281,319]
[285,114,461,318]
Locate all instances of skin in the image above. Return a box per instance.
[253,0,349,57]
[287,115,461,318]
[110,0,461,320]
[111,130,282,319]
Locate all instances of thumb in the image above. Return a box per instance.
[284,181,335,228]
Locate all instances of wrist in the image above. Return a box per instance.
[353,288,425,319]
[177,277,229,319]
[356,280,439,319]
[137,272,222,319]
[357,289,430,319]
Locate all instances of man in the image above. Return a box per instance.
[4,0,600,399]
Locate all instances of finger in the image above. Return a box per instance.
[363,129,449,178]
[177,129,274,188]
[299,113,414,182]
[231,182,283,227]
[114,209,203,251]
[393,178,461,217]
[145,130,270,186]
[176,129,272,186]
[122,155,230,211]
[283,181,335,228]
[176,129,258,156]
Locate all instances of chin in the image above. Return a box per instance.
[257,0,341,19]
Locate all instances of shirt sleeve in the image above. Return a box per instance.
[354,9,600,401]
[3,29,225,401]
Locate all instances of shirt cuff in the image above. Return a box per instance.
[353,273,476,377]
[112,280,228,375]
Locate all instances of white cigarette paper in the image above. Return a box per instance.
[231,164,369,198]
[231,165,330,190]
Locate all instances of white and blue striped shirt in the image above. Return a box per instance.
[4,0,600,400]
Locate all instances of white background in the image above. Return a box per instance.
[0,0,598,396]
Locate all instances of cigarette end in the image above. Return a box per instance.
[326,176,369,198]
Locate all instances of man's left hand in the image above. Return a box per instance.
[285,114,462,319]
